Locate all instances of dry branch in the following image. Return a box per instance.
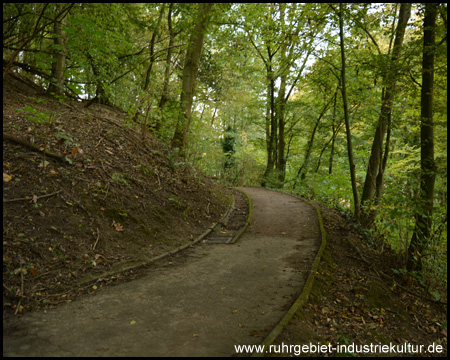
[3,133,72,165]
[3,190,62,203]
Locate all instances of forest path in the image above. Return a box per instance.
[3,187,321,357]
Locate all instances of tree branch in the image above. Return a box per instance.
[3,134,72,165]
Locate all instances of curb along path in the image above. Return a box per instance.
[3,187,321,357]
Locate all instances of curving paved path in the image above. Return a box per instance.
[3,187,321,357]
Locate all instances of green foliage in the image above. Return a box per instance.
[15,106,55,124]
[111,172,130,187]
[290,170,354,211]
[222,126,237,172]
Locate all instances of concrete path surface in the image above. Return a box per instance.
[3,187,321,357]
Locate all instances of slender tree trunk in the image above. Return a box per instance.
[156,4,175,132]
[210,107,217,126]
[264,79,271,155]
[158,4,174,108]
[131,5,165,124]
[261,59,276,187]
[261,80,271,186]
[360,3,411,225]
[316,122,342,173]
[273,4,287,187]
[365,113,392,226]
[276,70,287,186]
[47,16,67,95]
[86,53,110,107]
[339,3,360,220]
[316,90,340,173]
[144,4,165,92]
[275,7,288,188]
[292,109,321,188]
[407,3,437,272]
[293,94,334,189]
[171,3,213,156]
[329,91,339,175]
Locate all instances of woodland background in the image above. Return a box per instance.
[3,3,447,298]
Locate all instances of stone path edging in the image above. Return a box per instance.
[229,187,253,244]
[76,191,237,287]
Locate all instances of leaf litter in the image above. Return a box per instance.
[3,73,230,314]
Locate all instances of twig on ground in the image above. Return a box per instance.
[3,190,62,203]
[3,133,72,165]
[92,228,100,251]
[14,270,25,315]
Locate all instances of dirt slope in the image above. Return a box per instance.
[3,73,231,313]
[3,187,321,357]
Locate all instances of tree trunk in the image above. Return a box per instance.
[360,3,411,225]
[339,3,360,220]
[157,3,175,132]
[86,52,110,107]
[365,113,392,226]
[143,4,165,92]
[316,90,340,173]
[275,17,288,187]
[47,16,67,95]
[261,60,276,187]
[171,3,213,156]
[315,121,342,173]
[293,93,334,189]
[407,3,437,272]
[329,92,339,175]
[275,70,287,186]
[131,6,165,124]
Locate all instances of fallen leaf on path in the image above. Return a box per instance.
[94,254,108,264]
[3,173,13,182]
[113,222,124,231]
[130,320,136,325]
[321,307,331,315]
